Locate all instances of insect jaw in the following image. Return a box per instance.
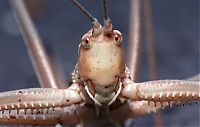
[85,80,123,106]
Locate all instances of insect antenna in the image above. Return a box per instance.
[70,0,101,36]
[102,0,112,33]
[103,0,109,20]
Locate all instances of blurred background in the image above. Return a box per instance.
[0,0,199,126]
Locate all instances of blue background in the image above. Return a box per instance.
[0,0,199,126]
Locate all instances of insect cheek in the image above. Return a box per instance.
[81,36,93,49]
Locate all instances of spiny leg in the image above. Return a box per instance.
[0,87,84,126]
[0,88,83,111]
[9,0,65,88]
[121,79,200,103]
[0,104,81,126]
[120,78,200,124]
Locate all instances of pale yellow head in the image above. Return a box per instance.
[78,27,125,87]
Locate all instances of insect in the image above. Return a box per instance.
[0,0,199,126]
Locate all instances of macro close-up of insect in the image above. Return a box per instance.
[0,0,199,127]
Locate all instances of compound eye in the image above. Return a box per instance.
[113,30,122,45]
[81,36,92,49]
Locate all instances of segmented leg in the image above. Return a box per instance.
[0,88,82,111]
[121,78,200,103]
[127,0,141,82]
[10,0,64,88]
[0,105,80,126]
[0,87,84,125]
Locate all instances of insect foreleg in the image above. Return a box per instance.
[0,88,83,111]
[121,79,200,104]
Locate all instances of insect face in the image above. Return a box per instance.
[78,28,125,87]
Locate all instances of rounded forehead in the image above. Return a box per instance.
[81,29,122,40]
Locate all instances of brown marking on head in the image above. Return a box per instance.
[78,27,125,86]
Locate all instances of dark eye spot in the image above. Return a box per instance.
[85,39,89,44]
[115,36,118,42]
[19,91,23,94]
[81,37,92,49]
[113,30,122,45]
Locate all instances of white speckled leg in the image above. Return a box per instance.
[121,78,200,103]
[0,88,83,111]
